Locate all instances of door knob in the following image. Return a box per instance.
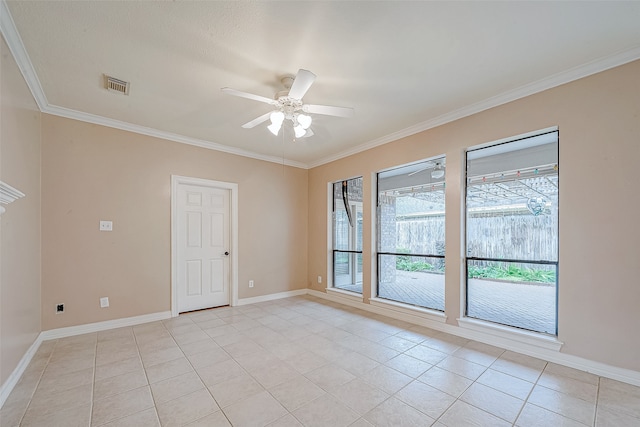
[224,251,229,256]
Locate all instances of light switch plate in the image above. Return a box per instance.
[99,221,113,231]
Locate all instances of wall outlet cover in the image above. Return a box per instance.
[100,297,109,308]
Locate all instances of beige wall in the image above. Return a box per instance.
[1,24,637,385]
[0,36,42,385]
[308,59,640,372]
[41,115,308,330]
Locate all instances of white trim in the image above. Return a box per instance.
[0,181,26,215]
[544,352,640,388]
[2,290,640,410]
[0,334,42,408]
[4,0,639,171]
[171,175,239,316]
[306,48,640,168]
[368,171,378,301]
[369,297,447,323]
[312,288,362,309]
[326,182,334,288]
[0,0,48,110]
[0,181,25,204]
[0,0,305,169]
[236,289,307,306]
[44,105,308,169]
[315,290,448,331]
[466,126,559,153]
[456,317,563,352]
[326,287,364,303]
[40,311,172,340]
[1,310,171,408]
[308,289,640,387]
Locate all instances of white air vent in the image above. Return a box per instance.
[104,75,130,95]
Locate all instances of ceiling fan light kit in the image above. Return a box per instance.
[431,163,445,179]
[294,125,306,138]
[222,69,354,139]
[297,114,312,129]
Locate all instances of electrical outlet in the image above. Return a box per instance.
[56,303,64,313]
[317,275,322,284]
[100,297,109,308]
[99,220,113,231]
[249,280,254,288]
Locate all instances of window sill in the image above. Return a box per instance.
[369,297,446,323]
[326,287,363,302]
[457,317,563,351]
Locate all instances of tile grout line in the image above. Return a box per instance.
[508,359,548,426]
[89,334,97,427]
[17,339,57,426]
[167,312,236,426]
[9,297,637,427]
[593,376,601,427]
[131,325,161,426]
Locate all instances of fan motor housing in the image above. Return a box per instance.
[276,97,303,119]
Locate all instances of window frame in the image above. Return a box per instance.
[330,177,364,294]
[375,157,447,312]
[463,130,559,336]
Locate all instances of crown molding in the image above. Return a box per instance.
[307,45,640,169]
[0,180,25,215]
[3,0,639,171]
[0,0,48,110]
[43,104,308,169]
[0,0,307,170]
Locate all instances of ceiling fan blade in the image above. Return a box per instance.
[241,112,272,129]
[407,167,429,177]
[288,69,316,100]
[303,104,355,118]
[407,161,437,176]
[302,128,315,138]
[221,87,277,105]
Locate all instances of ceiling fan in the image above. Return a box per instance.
[408,161,445,179]
[221,69,354,138]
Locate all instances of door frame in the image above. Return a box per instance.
[171,175,239,317]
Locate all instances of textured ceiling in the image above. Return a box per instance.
[5,1,640,167]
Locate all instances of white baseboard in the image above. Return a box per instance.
[0,334,43,408]
[236,289,307,306]
[40,311,172,340]
[307,289,640,387]
[312,289,448,329]
[3,289,640,411]
[1,310,171,409]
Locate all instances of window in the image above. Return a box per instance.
[377,158,446,310]
[465,131,558,335]
[332,177,363,293]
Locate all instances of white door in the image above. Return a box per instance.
[177,183,230,312]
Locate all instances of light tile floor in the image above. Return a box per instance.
[1,295,639,427]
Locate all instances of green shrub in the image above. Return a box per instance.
[395,248,443,273]
[397,258,434,272]
[468,264,555,283]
